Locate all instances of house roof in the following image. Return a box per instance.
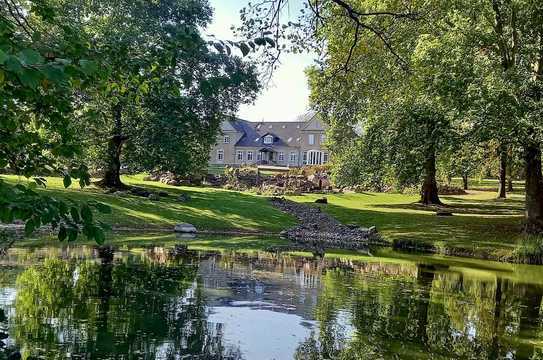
[223,111,323,148]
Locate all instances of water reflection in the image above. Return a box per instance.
[0,246,542,359]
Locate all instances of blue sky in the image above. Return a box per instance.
[207,0,315,122]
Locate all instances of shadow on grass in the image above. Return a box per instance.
[316,202,523,250]
[373,196,524,216]
[37,183,296,232]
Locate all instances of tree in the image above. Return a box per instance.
[0,0,110,242]
[63,0,260,188]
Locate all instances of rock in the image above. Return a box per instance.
[177,193,191,202]
[166,180,180,186]
[315,197,328,204]
[368,226,378,234]
[436,210,453,217]
[174,223,197,233]
[148,193,160,201]
[346,223,359,230]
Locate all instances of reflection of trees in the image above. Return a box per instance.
[12,250,238,359]
[296,263,543,359]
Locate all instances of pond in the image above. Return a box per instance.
[0,244,543,359]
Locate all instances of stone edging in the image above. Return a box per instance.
[269,197,389,252]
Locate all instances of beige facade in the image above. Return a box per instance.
[209,112,329,168]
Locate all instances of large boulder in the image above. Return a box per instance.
[174,223,197,233]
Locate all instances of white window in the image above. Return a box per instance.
[257,152,262,161]
[308,134,315,145]
[290,152,297,163]
[264,135,274,144]
[323,153,329,164]
[278,152,285,162]
[321,134,326,144]
[224,135,230,144]
[237,151,244,161]
[217,149,224,161]
[307,150,324,165]
[303,152,308,165]
[247,151,254,161]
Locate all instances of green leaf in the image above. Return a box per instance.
[18,68,42,89]
[67,228,78,242]
[81,205,93,223]
[5,56,22,74]
[19,49,43,65]
[0,207,13,223]
[58,225,67,241]
[70,207,80,223]
[95,203,111,214]
[0,49,7,64]
[94,227,105,245]
[24,219,35,236]
[79,59,98,76]
[238,42,251,57]
[63,174,72,188]
[43,65,66,84]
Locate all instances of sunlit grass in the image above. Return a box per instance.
[287,190,525,254]
[1,174,296,232]
[2,174,534,260]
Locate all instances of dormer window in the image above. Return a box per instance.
[263,135,274,144]
[223,135,230,144]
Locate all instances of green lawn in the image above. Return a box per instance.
[288,191,525,255]
[450,177,525,192]
[2,174,531,259]
[1,174,296,232]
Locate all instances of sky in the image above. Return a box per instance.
[207,0,315,122]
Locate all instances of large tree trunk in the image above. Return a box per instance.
[99,104,128,189]
[420,145,442,205]
[462,174,469,190]
[525,141,543,234]
[498,146,507,198]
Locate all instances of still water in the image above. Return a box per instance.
[0,245,543,359]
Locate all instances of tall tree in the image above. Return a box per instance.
[65,0,260,188]
[0,0,110,242]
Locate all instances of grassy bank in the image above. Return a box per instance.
[288,191,527,261]
[2,174,538,262]
[1,174,296,233]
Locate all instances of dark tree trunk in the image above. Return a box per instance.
[507,178,514,192]
[462,174,469,190]
[99,104,128,189]
[498,146,507,199]
[420,145,442,205]
[525,141,543,234]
